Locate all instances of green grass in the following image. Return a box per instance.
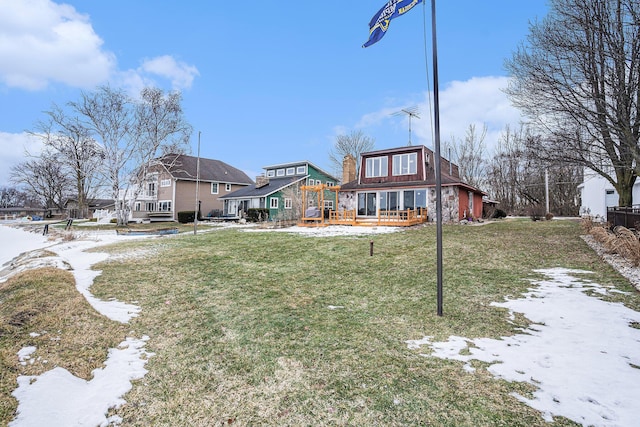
[2,218,638,426]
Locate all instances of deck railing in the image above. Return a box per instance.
[378,208,428,226]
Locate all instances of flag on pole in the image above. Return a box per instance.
[363,0,423,48]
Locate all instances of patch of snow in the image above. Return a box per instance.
[406,268,640,426]
[10,336,153,427]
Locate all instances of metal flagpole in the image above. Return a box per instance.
[430,0,444,316]
[194,131,201,235]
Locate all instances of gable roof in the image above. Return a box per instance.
[220,176,306,200]
[158,153,253,185]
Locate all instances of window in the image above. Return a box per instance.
[134,202,141,211]
[324,200,334,210]
[468,191,474,211]
[158,201,172,212]
[276,169,285,177]
[286,167,295,176]
[147,182,157,197]
[160,179,171,187]
[267,170,276,177]
[284,198,292,209]
[392,153,417,176]
[308,179,315,185]
[270,198,279,209]
[146,202,155,212]
[326,181,334,187]
[211,183,219,194]
[404,190,415,210]
[296,165,306,174]
[225,183,232,192]
[357,192,377,216]
[415,189,427,208]
[380,191,399,211]
[365,156,388,178]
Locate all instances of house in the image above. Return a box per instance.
[220,161,339,220]
[578,167,640,219]
[132,153,253,222]
[338,145,486,224]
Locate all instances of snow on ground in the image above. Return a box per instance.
[0,224,155,427]
[407,268,640,427]
[3,223,640,426]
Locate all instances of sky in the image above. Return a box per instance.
[2,223,640,426]
[0,0,549,187]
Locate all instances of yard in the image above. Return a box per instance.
[1,219,639,426]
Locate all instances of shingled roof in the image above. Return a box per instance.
[159,153,253,185]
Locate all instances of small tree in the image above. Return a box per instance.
[328,130,375,180]
[451,123,487,189]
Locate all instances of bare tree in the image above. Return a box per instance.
[328,130,375,179]
[30,105,104,218]
[505,0,640,206]
[70,86,191,225]
[0,186,31,208]
[451,123,487,189]
[485,125,527,214]
[10,151,71,213]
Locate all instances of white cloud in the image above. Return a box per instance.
[0,132,44,186]
[139,55,200,90]
[355,76,523,155]
[0,0,115,90]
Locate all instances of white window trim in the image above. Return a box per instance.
[160,179,171,187]
[284,198,292,209]
[286,167,295,176]
[392,153,417,176]
[225,183,232,192]
[270,198,279,209]
[267,170,276,177]
[365,156,388,178]
[276,169,285,177]
[296,165,306,174]
[211,182,219,194]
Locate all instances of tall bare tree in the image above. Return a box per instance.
[10,151,71,213]
[451,123,487,189]
[505,0,640,206]
[70,86,191,225]
[485,125,527,214]
[328,130,375,180]
[30,105,104,218]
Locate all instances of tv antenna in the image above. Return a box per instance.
[392,107,420,146]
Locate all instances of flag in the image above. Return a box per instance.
[363,0,423,48]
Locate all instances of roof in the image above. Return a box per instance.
[340,173,487,195]
[159,154,253,185]
[220,176,305,200]
[261,160,339,182]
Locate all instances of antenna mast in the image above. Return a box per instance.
[392,107,421,145]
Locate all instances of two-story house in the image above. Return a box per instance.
[220,161,339,220]
[132,153,253,222]
[339,145,486,223]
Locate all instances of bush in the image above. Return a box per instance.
[247,208,269,222]
[491,209,507,219]
[177,211,196,223]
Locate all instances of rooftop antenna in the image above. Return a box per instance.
[392,107,420,146]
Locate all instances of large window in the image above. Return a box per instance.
[270,198,279,209]
[365,156,388,178]
[357,192,377,216]
[158,201,172,212]
[380,191,399,211]
[392,153,417,176]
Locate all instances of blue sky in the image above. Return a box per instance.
[0,0,549,186]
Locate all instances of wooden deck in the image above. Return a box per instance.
[299,208,428,227]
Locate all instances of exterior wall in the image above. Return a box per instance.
[359,147,426,185]
[578,170,640,218]
[427,186,459,223]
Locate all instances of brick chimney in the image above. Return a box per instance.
[342,154,356,184]
[255,174,269,188]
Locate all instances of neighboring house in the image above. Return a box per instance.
[339,145,486,223]
[578,167,640,219]
[132,153,253,222]
[220,161,339,220]
[65,198,114,219]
